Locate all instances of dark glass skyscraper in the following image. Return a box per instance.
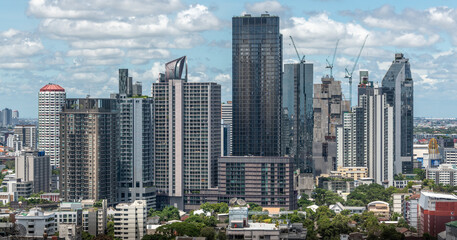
[232,14,282,156]
[382,53,414,174]
[282,63,314,172]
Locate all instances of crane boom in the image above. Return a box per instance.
[289,36,305,63]
[326,40,339,77]
[345,35,368,107]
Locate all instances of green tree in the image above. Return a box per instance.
[413,168,426,180]
[106,221,114,237]
[297,194,313,209]
[82,231,95,240]
[217,232,227,240]
[346,183,393,205]
[312,188,344,206]
[156,222,200,238]
[142,235,169,240]
[248,203,263,211]
[200,226,216,240]
[149,206,180,221]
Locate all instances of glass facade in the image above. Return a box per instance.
[281,63,314,172]
[232,14,282,157]
[382,53,414,173]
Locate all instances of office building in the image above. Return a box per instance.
[418,192,457,236]
[14,125,37,149]
[382,53,414,174]
[15,208,57,238]
[313,76,350,175]
[151,56,221,209]
[60,98,118,205]
[222,101,232,156]
[117,71,156,210]
[55,200,107,237]
[428,164,457,186]
[114,200,147,240]
[0,108,12,127]
[15,149,50,193]
[39,83,66,168]
[232,14,282,156]
[282,62,314,172]
[132,81,143,96]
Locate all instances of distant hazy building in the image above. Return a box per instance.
[60,98,118,205]
[132,81,143,96]
[14,125,37,150]
[151,56,221,209]
[382,53,414,174]
[117,70,156,210]
[0,108,12,127]
[114,200,147,240]
[313,76,349,176]
[15,149,50,193]
[282,62,314,172]
[38,83,66,168]
[232,14,282,157]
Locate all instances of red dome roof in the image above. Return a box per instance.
[40,83,65,92]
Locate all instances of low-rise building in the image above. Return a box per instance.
[329,202,365,215]
[367,201,390,219]
[441,220,457,240]
[41,192,60,202]
[59,223,82,240]
[330,167,368,180]
[404,194,420,229]
[418,191,457,236]
[428,164,457,186]
[15,208,56,237]
[114,200,147,240]
[318,177,355,194]
[393,193,412,214]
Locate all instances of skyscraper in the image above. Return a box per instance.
[1,108,12,127]
[232,14,282,156]
[60,98,118,205]
[282,62,314,172]
[38,83,66,168]
[313,76,350,176]
[382,53,414,175]
[117,71,156,210]
[151,56,221,209]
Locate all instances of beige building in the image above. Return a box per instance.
[393,193,412,214]
[367,201,390,219]
[114,200,147,240]
[59,223,82,240]
[331,167,368,180]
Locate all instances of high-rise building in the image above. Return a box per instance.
[132,81,143,96]
[38,83,66,168]
[12,110,19,125]
[232,14,282,157]
[60,98,118,205]
[282,62,314,172]
[151,56,221,209]
[222,101,232,156]
[382,53,414,174]
[114,200,147,240]
[14,125,37,149]
[337,106,366,168]
[313,76,350,176]
[119,69,133,97]
[15,149,50,193]
[1,108,12,127]
[117,71,156,210]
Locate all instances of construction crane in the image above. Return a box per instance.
[326,40,339,78]
[345,35,368,107]
[289,36,305,63]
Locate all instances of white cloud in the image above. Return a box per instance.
[214,73,231,83]
[127,49,170,65]
[175,4,221,32]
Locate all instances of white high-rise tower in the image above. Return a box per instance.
[38,83,66,168]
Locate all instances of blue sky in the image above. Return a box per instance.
[1,0,457,117]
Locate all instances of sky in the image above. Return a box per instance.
[1,0,457,118]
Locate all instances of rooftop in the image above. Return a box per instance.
[420,191,457,200]
[447,220,457,228]
[40,83,65,92]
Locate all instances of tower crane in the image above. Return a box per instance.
[289,36,305,63]
[345,35,368,107]
[326,40,339,78]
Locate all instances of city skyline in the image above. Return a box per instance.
[1,0,457,118]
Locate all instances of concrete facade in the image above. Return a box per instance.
[114,200,147,240]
